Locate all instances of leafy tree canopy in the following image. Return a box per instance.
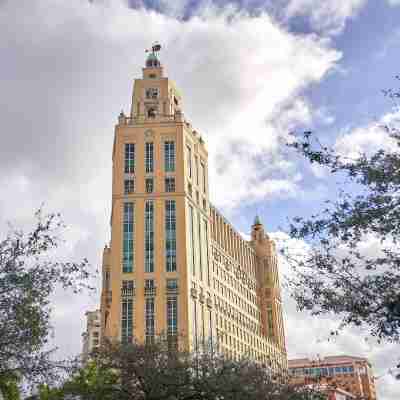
[0,209,93,387]
[52,338,325,400]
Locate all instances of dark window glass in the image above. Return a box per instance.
[165,177,175,192]
[124,143,135,173]
[146,177,154,193]
[124,179,134,194]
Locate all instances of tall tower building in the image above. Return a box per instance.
[100,45,287,372]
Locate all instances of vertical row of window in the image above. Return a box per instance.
[122,203,134,273]
[122,200,177,273]
[191,294,213,353]
[121,288,178,343]
[124,142,175,194]
[124,141,176,173]
[144,201,154,273]
[165,200,177,272]
[185,145,206,194]
[188,206,209,285]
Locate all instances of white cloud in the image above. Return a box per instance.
[387,0,400,5]
[285,0,367,36]
[334,109,400,159]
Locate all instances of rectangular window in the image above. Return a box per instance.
[195,156,199,185]
[267,309,274,338]
[121,297,133,343]
[125,143,135,173]
[204,220,210,285]
[145,87,159,99]
[198,211,203,281]
[122,203,134,273]
[165,177,175,192]
[200,304,205,349]
[186,146,192,178]
[124,178,134,195]
[145,279,154,289]
[165,200,176,272]
[105,270,110,291]
[164,141,175,172]
[145,142,154,173]
[192,298,198,352]
[166,278,178,290]
[145,297,155,343]
[208,309,213,351]
[145,177,154,193]
[145,201,154,273]
[201,162,206,193]
[167,297,178,336]
[189,205,195,276]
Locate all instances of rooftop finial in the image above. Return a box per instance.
[145,42,162,68]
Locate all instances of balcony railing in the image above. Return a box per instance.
[121,288,135,297]
[144,287,157,297]
[118,113,184,126]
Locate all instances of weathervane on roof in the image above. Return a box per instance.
[145,42,162,56]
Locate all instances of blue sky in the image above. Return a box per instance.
[1,0,400,398]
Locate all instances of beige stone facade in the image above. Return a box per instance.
[99,48,287,372]
[288,356,377,400]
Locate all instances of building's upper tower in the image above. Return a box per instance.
[101,44,209,351]
[128,43,183,125]
[99,45,286,372]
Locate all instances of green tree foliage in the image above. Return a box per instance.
[57,338,324,400]
[0,373,20,400]
[0,209,93,386]
[285,86,400,372]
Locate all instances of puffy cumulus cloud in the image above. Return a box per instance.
[270,231,400,400]
[334,109,400,159]
[285,0,367,36]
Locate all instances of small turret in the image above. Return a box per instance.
[251,215,266,243]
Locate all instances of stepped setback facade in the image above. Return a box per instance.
[99,47,287,371]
